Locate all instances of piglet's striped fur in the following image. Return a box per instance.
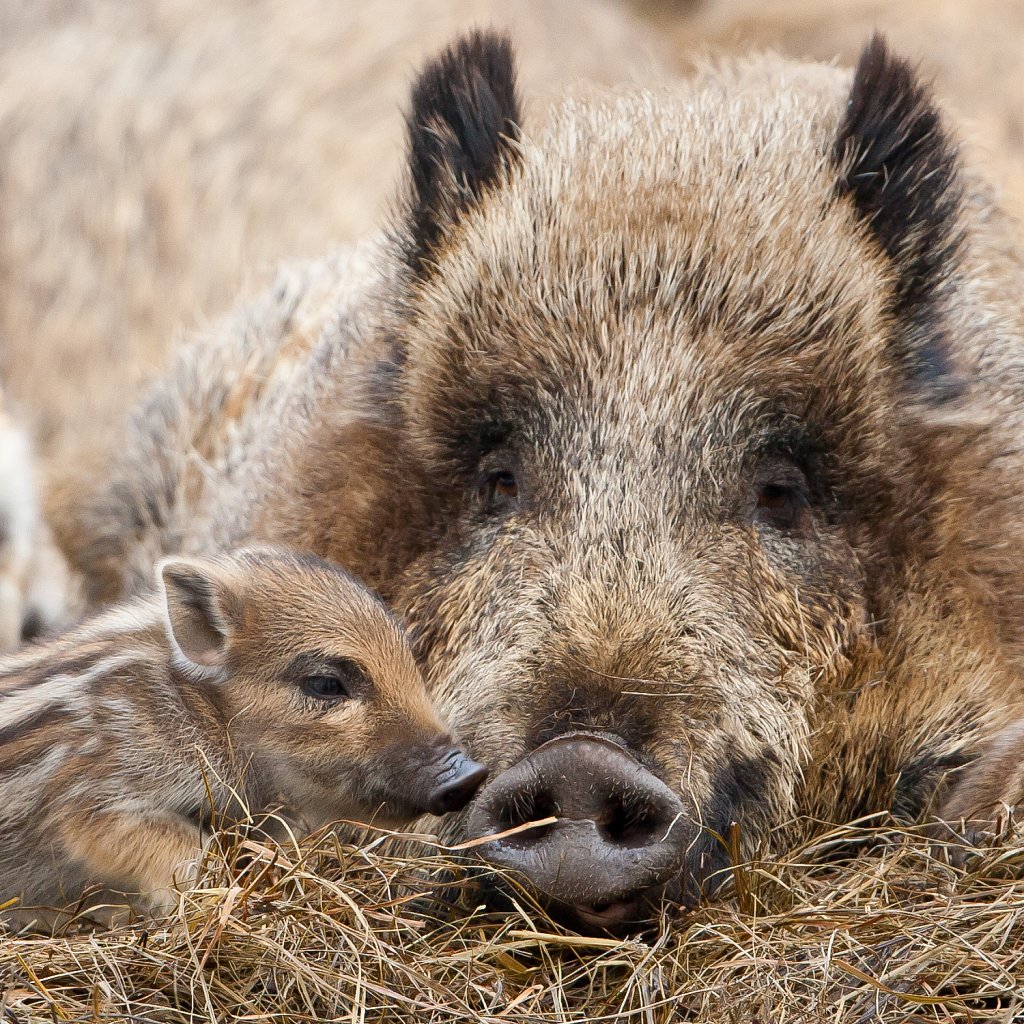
[0,545,484,931]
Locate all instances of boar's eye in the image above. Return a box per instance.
[478,469,519,514]
[754,478,808,532]
[302,674,351,700]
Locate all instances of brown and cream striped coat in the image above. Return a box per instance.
[0,545,483,930]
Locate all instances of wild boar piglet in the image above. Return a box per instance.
[0,545,486,928]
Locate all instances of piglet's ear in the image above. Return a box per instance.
[158,557,237,677]
[833,34,964,401]
[401,30,521,277]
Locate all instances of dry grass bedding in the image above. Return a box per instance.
[1,816,1022,1023]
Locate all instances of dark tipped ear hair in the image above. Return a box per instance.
[401,30,521,276]
[834,34,965,401]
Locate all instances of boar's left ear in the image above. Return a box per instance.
[401,30,521,277]
[834,34,965,401]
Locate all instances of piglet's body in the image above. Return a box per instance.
[0,546,485,929]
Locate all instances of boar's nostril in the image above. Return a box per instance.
[491,786,557,844]
[601,790,664,846]
[426,751,489,815]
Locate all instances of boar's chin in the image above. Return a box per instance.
[460,840,732,937]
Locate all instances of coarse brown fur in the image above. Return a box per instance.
[0,545,468,931]
[47,33,1024,922]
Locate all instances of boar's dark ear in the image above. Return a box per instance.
[834,34,965,401]
[401,30,521,276]
[158,557,239,679]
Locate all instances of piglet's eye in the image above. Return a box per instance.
[302,674,351,700]
[478,469,519,514]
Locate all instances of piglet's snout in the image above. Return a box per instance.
[426,749,490,815]
[386,742,488,817]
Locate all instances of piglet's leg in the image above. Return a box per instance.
[62,811,205,916]
[937,720,1024,831]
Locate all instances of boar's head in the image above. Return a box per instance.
[369,32,966,930]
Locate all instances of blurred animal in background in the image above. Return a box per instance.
[0,389,69,651]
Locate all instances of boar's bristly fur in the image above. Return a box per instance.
[49,32,1024,928]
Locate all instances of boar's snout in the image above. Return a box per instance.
[464,733,690,912]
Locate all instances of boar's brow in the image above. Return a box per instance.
[559,650,676,689]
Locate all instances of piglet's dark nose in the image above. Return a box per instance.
[426,749,489,815]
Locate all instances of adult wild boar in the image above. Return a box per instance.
[48,32,1024,929]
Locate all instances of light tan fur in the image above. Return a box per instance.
[0,546,462,931]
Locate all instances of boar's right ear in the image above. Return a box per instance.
[158,557,237,679]
[400,30,521,277]
[833,34,965,403]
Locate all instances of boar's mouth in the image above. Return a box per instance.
[462,732,717,930]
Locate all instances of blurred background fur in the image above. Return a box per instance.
[0,0,1020,474]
